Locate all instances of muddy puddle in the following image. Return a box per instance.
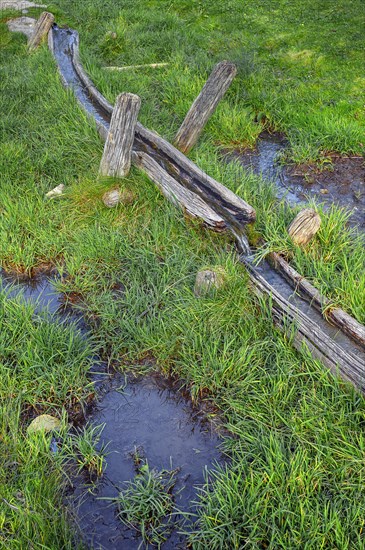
[229,132,365,231]
[0,271,223,548]
[72,374,222,549]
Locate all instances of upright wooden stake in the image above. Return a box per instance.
[99,93,141,178]
[28,11,54,52]
[174,61,237,154]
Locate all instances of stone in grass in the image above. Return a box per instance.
[6,16,36,38]
[46,184,65,199]
[102,188,136,208]
[27,414,61,434]
[288,208,321,246]
[194,267,226,297]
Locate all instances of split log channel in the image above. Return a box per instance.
[48,23,365,390]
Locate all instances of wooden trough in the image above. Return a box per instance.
[40,18,365,390]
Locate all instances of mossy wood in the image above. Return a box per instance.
[99,93,141,177]
[28,11,54,52]
[174,61,237,154]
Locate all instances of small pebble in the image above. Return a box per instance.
[46,184,65,198]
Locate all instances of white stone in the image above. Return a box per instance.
[46,184,65,198]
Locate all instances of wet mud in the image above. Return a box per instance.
[230,132,365,231]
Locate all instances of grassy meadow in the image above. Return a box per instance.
[0,0,365,548]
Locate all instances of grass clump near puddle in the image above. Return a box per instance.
[115,461,179,547]
[1,2,365,548]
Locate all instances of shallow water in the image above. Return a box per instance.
[230,133,365,231]
[0,270,62,314]
[72,374,222,549]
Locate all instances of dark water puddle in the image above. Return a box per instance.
[0,270,223,548]
[71,373,222,549]
[0,269,62,315]
[230,132,365,231]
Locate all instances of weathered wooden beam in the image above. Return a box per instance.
[269,251,365,349]
[135,123,256,229]
[174,61,237,154]
[132,151,226,231]
[71,32,114,117]
[99,93,141,178]
[104,63,169,71]
[242,257,365,391]
[57,35,255,228]
[28,11,54,52]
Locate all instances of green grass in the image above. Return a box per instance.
[0,289,95,548]
[1,2,365,548]
[114,461,179,547]
[49,0,365,162]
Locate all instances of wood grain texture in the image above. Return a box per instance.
[242,257,365,391]
[135,123,256,228]
[99,93,141,177]
[71,32,114,117]
[132,151,226,231]
[175,61,237,153]
[269,251,365,349]
[28,11,54,52]
[288,208,321,246]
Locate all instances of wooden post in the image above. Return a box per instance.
[174,61,237,154]
[288,208,321,246]
[99,93,141,178]
[28,12,55,52]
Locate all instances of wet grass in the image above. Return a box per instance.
[0,2,365,549]
[115,461,180,547]
[0,288,96,548]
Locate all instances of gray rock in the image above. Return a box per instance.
[194,268,226,297]
[6,16,36,38]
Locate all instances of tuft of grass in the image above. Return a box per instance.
[114,461,180,548]
[60,423,108,479]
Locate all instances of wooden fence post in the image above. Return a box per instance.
[174,61,237,154]
[28,12,55,52]
[99,93,141,177]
